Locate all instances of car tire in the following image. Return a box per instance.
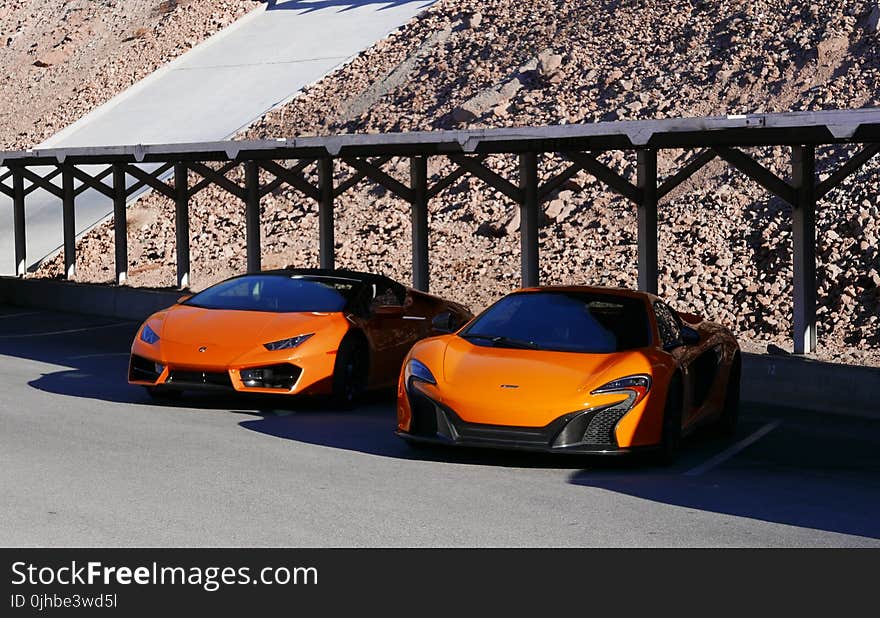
[657,375,683,464]
[146,386,182,402]
[331,335,368,409]
[717,354,741,438]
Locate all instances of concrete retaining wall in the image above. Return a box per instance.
[0,277,182,322]
[741,352,879,419]
[1,276,877,419]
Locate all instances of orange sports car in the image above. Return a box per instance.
[129,269,472,405]
[396,286,740,459]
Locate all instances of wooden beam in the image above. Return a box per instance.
[189,161,246,201]
[342,157,414,202]
[537,162,581,203]
[425,155,486,200]
[657,149,716,201]
[333,156,392,198]
[188,161,238,198]
[713,147,796,205]
[564,151,642,204]
[21,166,63,198]
[259,159,313,197]
[260,159,319,201]
[71,165,115,199]
[448,154,522,203]
[124,163,175,199]
[816,143,880,201]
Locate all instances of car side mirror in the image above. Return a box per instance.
[681,325,700,346]
[374,305,404,317]
[177,294,193,304]
[432,311,454,333]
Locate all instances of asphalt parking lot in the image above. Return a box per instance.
[1,304,878,547]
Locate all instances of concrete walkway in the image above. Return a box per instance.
[0,0,436,275]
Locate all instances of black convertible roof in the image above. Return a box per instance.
[259,268,403,289]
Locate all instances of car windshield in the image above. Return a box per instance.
[183,275,360,313]
[459,291,651,353]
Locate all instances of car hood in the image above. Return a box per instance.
[439,336,637,427]
[156,305,339,366]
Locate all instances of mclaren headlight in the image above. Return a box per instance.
[590,374,652,409]
[405,358,436,385]
[264,333,314,351]
[140,324,160,345]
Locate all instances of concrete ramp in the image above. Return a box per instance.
[0,0,436,275]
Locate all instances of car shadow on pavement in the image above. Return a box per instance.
[235,394,643,469]
[569,409,880,540]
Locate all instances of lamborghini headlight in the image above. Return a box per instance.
[264,333,314,351]
[405,358,436,385]
[140,324,160,345]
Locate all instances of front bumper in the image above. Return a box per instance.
[128,353,312,395]
[398,387,658,455]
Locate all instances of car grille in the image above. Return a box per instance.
[582,405,629,446]
[166,369,233,389]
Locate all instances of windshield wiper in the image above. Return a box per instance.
[461,333,539,350]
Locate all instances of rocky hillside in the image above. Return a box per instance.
[33,0,880,365]
[0,0,258,150]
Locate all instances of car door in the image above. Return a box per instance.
[361,281,416,386]
[654,300,703,427]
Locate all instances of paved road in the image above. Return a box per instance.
[0,0,436,275]
[1,305,878,547]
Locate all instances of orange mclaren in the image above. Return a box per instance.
[129,269,472,405]
[396,286,740,459]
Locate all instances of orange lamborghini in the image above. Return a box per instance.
[396,286,740,459]
[129,269,472,405]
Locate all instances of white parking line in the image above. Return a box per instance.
[0,311,47,319]
[68,352,132,360]
[0,322,133,338]
[684,420,783,477]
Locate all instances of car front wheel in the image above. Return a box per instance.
[657,376,683,464]
[331,335,368,408]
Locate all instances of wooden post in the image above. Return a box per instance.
[245,160,261,273]
[519,152,539,287]
[112,163,128,284]
[318,158,335,270]
[792,145,817,354]
[410,156,429,292]
[637,149,658,294]
[174,163,190,289]
[62,165,76,279]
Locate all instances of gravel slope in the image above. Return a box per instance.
[27,0,880,366]
[0,0,258,150]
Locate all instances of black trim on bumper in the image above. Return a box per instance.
[395,430,656,455]
[401,387,655,455]
[165,369,234,390]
